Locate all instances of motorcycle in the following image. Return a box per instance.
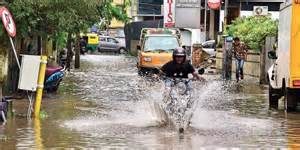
[45,66,65,92]
[161,77,195,133]
[80,46,86,55]
[152,69,205,133]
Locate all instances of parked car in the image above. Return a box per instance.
[201,40,216,57]
[97,36,127,54]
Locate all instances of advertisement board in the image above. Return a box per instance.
[164,0,175,27]
[175,0,201,28]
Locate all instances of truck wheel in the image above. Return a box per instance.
[269,84,280,109]
[285,89,298,112]
[138,68,145,76]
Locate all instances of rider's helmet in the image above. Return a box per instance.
[173,47,186,62]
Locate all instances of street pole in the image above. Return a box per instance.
[204,0,207,40]
[34,56,47,118]
[9,37,20,69]
[224,0,229,32]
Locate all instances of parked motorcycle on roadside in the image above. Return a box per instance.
[45,66,65,92]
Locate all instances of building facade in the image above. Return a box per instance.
[131,0,164,21]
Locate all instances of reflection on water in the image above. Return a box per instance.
[0,54,300,149]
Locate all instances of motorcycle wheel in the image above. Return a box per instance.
[46,82,61,93]
[179,127,184,133]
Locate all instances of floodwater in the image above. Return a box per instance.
[1,54,300,149]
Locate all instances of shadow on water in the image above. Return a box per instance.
[1,54,300,149]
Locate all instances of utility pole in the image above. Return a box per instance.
[199,0,203,42]
[224,0,229,32]
[222,0,232,80]
[204,0,207,40]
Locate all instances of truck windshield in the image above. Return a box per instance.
[144,36,179,52]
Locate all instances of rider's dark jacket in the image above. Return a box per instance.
[161,61,195,78]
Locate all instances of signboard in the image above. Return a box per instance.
[175,0,201,28]
[208,0,221,10]
[176,0,201,8]
[0,7,16,37]
[253,6,269,16]
[18,55,41,91]
[164,0,175,28]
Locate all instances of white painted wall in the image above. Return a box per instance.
[191,29,206,44]
[180,29,206,46]
[219,10,280,32]
[181,30,192,46]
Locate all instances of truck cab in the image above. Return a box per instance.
[268,0,300,111]
[137,28,181,75]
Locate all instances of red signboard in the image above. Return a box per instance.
[164,0,175,28]
[0,7,16,37]
[208,0,221,10]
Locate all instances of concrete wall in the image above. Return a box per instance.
[216,49,261,77]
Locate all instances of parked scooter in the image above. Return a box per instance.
[45,66,65,92]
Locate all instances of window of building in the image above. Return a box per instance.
[138,0,163,15]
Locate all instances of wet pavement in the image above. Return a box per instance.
[1,54,300,149]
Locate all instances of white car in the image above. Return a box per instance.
[201,40,216,57]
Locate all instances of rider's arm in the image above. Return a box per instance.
[188,63,205,81]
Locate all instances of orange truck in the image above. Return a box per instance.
[137,28,181,75]
[268,0,300,111]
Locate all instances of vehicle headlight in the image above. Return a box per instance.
[143,57,152,62]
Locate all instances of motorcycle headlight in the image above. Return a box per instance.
[143,57,152,62]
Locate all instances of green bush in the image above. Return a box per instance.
[225,16,278,51]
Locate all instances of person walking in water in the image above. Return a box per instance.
[232,37,248,82]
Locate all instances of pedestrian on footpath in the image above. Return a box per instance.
[232,37,248,82]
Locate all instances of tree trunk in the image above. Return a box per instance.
[74,33,80,69]
[37,36,42,55]
[66,33,73,71]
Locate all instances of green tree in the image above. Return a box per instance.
[7,0,103,69]
[226,16,278,51]
[97,0,130,30]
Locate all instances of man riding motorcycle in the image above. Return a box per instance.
[156,47,203,103]
[157,47,204,133]
[160,47,203,83]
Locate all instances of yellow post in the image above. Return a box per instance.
[34,56,47,118]
[34,118,44,149]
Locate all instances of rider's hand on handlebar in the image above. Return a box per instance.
[152,74,159,79]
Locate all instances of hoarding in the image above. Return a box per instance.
[175,0,201,28]
[164,0,175,27]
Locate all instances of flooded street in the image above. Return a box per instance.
[1,54,300,149]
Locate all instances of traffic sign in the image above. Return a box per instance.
[208,0,221,10]
[0,7,16,37]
